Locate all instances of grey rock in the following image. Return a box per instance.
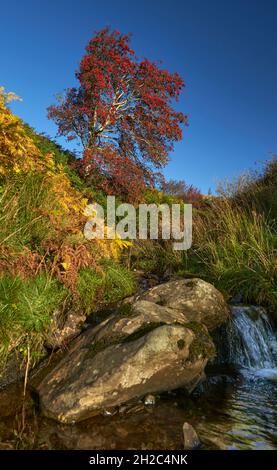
[45,307,86,349]
[144,394,156,406]
[139,278,230,331]
[37,313,214,423]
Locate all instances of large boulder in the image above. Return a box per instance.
[36,303,215,423]
[138,278,230,331]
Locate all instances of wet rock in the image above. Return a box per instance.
[144,394,156,406]
[37,316,214,423]
[139,278,230,331]
[0,353,24,389]
[37,401,191,450]
[0,383,24,417]
[102,408,118,417]
[182,422,200,449]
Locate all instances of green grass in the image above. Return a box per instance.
[101,260,136,304]
[0,172,56,251]
[184,199,277,309]
[77,268,103,315]
[77,262,136,316]
[0,273,69,372]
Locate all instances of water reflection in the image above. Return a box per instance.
[0,366,276,450]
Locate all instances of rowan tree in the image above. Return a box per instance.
[48,28,187,201]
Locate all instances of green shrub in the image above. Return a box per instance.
[131,239,183,276]
[25,125,89,193]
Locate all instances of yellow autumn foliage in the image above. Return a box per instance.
[0,87,43,174]
[0,86,131,266]
[0,86,87,226]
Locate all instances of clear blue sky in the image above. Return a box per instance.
[1,0,276,193]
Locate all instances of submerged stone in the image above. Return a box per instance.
[183,422,200,449]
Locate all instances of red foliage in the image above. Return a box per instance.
[48,27,187,201]
[81,146,150,203]
[161,179,203,208]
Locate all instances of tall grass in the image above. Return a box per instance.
[0,173,55,251]
[77,262,136,315]
[0,273,69,372]
[217,156,277,224]
[131,158,276,310]
[185,198,276,309]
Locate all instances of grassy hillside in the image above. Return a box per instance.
[132,158,277,311]
[0,90,135,375]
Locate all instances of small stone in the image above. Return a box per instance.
[102,408,117,416]
[183,422,200,449]
[119,405,127,414]
[144,394,156,406]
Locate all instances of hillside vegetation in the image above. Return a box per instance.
[0,87,135,374]
[131,160,277,311]
[0,81,276,379]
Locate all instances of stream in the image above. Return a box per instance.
[0,306,276,450]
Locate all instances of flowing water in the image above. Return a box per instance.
[217,306,277,371]
[0,306,276,450]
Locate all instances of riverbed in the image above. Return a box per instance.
[0,364,276,450]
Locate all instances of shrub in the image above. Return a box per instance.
[131,239,183,277]
[161,179,204,208]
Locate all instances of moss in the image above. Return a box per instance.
[177,338,185,350]
[184,321,206,334]
[86,320,216,363]
[185,321,216,362]
[86,333,126,359]
[117,303,134,317]
[122,322,166,343]
[86,321,166,360]
[183,280,195,288]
